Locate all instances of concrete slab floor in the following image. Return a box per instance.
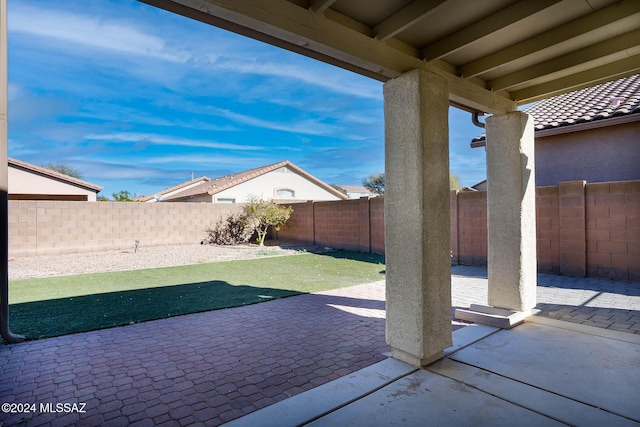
[234,318,639,426]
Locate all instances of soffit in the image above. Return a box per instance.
[141,0,640,113]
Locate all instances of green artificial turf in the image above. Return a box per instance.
[6,251,385,341]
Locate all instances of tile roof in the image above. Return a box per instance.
[162,160,348,201]
[134,176,210,202]
[472,74,640,145]
[9,157,103,192]
[338,185,373,193]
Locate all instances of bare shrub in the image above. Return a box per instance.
[203,213,252,245]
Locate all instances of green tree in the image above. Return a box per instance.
[97,194,110,202]
[243,196,293,246]
[363,173,385,196]
[42,162,83,179]
[364,172,461,195]
[450,173,460,190]
[112,190,135,202]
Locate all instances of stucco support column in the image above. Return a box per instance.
[485,112,537,312]
[384,68,451,367]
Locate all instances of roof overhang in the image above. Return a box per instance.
[471,112,640,147]
[140,0,640,114]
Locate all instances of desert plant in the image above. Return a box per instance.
[203,213,252,245]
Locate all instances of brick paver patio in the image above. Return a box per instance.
[0,267,638,426]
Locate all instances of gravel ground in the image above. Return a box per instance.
[8,243,313,280]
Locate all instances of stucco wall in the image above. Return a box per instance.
[535,121,640,186]
[212,167,342,203]
[9,167,98,201]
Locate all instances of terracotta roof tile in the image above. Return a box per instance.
[472,74,640,144]
[162,160,348,201]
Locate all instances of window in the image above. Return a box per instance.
[275,189,295,198]
[217,198,236,203]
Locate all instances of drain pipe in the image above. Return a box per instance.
[1,0,24,343]
[472,111,486,128]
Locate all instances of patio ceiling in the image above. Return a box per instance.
[141,0,640,114]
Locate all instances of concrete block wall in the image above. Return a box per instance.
[10,181,639,281]
[558,181,587,276]
[586,181,640,281]
[277,201,314,244]
[456,191,488,266]
[276,197,384,254]
[312,199,361,252]
[278,180,639,282]
[536,185,560,274]
[369,197,385,255]
[9,201,243,257]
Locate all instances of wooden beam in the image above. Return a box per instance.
[511,55,640,104]
[459,0,640,78]
[373,0,445,42]
[488,29,640,91]
[309,0,336,14]
[141,0,516,114]
[421,0,562,61]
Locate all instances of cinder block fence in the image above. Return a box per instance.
[278,180,639,282]
[8,179,639,281]
[8,201,243,257]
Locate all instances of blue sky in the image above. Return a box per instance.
[7,0,488,198]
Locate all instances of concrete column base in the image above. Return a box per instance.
[391,347,443,367]
[455,304,536,329]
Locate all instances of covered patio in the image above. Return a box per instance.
[118,0,640,365]
[1,0,639,425]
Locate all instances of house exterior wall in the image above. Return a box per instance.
[9,167,98,201]
[535,121,640,186]
[9,201,243,257]
[211,167,342,203]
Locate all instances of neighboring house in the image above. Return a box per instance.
[8,157,103,201]
[135,176,210,202]
[336,185,376,199]
[471,74,640,186]
[460,180,487,192]
[144,160,348,203]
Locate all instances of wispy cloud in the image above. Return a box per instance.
[142,154,271,168]
[85,133,264,151]
[9,4,189,63]
[213,59,382,100]
[210,107,342,136]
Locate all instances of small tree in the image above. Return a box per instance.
[363,173,385,196]
[43,162,83,179]
[450,173,460,190]
[243,197,293,246]
[112,190,135,202]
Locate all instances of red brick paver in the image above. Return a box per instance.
[4,267,632,426]
[0,282,392,427]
